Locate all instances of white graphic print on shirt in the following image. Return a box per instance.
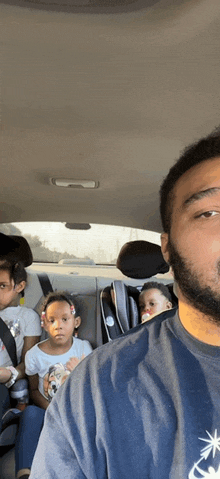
[189,430,220,478]
[0,317,21,351]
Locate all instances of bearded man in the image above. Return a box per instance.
[30,128,220,479]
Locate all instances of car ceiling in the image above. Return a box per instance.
[1,0,219,232]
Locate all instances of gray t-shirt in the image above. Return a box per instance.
[30,308,220,478]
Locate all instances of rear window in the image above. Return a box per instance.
[0,222,161,265]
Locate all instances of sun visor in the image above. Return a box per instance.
[0,233,33,267]
[116,240,169,279]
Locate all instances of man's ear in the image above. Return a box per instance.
[161,233,170,264]
[75,316,81,329]
[15,281,26,294]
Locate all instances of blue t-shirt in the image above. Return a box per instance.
[30,309,220,478]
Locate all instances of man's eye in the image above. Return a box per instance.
[62,317,68,322]
[197,211,219,218]
[0,284,6,289]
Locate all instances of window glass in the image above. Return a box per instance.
[0,222,161,264]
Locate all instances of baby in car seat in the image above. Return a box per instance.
[139,281,173,322]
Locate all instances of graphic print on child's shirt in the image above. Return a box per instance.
[43,362,71,401]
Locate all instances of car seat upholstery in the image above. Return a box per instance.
[114,281,139,332]
[0,233,33,267]
[101,281,140,342]
[116,240,169,278]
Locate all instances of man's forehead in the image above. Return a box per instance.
[172,156,220,208]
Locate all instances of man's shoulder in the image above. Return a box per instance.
[80,307,178,369]
[56,307,178,409]
[113,306,177,342]
[124,306,177,338]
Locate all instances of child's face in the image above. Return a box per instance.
[139,288,172,322]
[43,301,81,346]
[0,269,25,310]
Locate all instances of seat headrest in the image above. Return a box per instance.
[116,240,169,279]
[0,233,33,267]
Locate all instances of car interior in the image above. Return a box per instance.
[0,0,219,477]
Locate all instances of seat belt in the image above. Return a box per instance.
[96,279,104,347]
[37,272,53,297]
[0,317,17,367]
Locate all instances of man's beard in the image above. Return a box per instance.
[168,239,220,324]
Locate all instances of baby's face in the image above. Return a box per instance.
[139,288,171,322]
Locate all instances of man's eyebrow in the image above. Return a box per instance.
[183,187,220,208]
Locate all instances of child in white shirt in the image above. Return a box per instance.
[26,291,92,407]
[0,259,41,427]
[15,291,93,479]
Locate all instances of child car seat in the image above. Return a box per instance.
[100,286,122,342]
[113,280,139,332]
[101,240,175,343]
[101,281,139,342]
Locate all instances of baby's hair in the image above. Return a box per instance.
[0,259,27,297]
[140,281,172,304]
[41,291,80,317]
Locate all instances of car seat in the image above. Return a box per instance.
[101,240,176,342]
[101,281,140,342]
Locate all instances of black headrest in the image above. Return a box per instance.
[116,240,169,279]
[0,233,33,267]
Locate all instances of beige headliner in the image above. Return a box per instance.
[1,0,220,232]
